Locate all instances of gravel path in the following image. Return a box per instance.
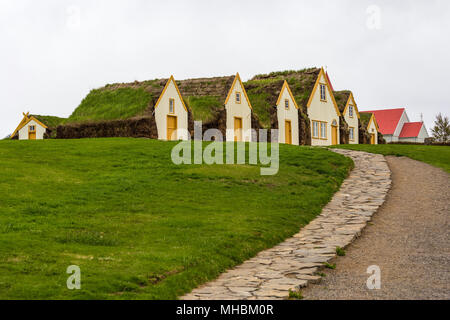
[303,156,450,300]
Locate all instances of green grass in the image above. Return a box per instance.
[32,115,67,128]
[183,96,223,122]
[324,262,336,269]
[336,247,346,256]
[246,92,272,129]
[68,88,152,123]
[0,138,352,299]
[335,144,450,173]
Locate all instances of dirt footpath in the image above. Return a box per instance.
[303,156,450,300]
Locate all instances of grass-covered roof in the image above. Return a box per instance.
[359,112,373,127]
[31,115,67,128]
[66,79,168,124]
[333,90,352,113]
[244,78,285,129]
[249,68,321,113]
[176,76,235,123]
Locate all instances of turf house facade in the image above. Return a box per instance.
[177,73,256,142]
[11,112,48,140]
[334,90,360,144]
[250,67,342,146]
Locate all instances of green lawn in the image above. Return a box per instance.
[0,139,352,299]
[335,144,450,173]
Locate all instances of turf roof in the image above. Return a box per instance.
[359,112,373,127]
[31,115,67,128]
[176,76,235,123]
[244,78,285,129]
[333,90,352,114]
[250,68,321,112]
[66,79,168,124]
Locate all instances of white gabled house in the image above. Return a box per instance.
[154,75,190,141]
[334,91,360,144]
[224,73,253,142]
[276,81,299,145]
[307,68,342,146]
[360,112,379,144]
[11,112,48,140]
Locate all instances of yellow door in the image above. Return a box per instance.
[234,117,242,142]
[28,126,36,140]
[331,126,338,145]
[285,120,292,144]
[370,134,375,144]
[167,115,177,141]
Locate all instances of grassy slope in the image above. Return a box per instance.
[183,96,222,122]
[67,88,152,124]
[335,144,450,173]
[0,139,352,299]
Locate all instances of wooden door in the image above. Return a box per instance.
[331,126,338,145]
[234,117,242,142]
[370,134,375,144]
[167,115,177,141]
[28,126,36,140]
[285,120,292,144]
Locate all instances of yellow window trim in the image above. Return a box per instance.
[154,75,188,112]
[235,91,241,104]
[275,81,299,109]
[169,98,175,114]
[224,73,253,110]
[284,99,289,110]
[319,121,328,140]
[349,126,355,141]
[311,120,328,140]
[319,83,327,102]
[307,67,341,117]
[342,92,360,119]
[28,125,36,133]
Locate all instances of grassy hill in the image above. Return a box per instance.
[335,144,450,173]
[0,138,352,299]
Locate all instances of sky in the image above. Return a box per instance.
[1,0,449,138]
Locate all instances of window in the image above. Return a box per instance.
[169,99,175,113]
[285,99,289,110]
[29,125,35,132]
[349,105,354,118]
[349,127,354,141]
[236,92,241,103]
[320,122,327,139]
[320,84,326,101]
[312,121,319,138]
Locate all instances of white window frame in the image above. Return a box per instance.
[312,121,319,138]
[236,92,241,104]
[285,99,289,110]
[320,122,327,139]
[349,127,354,141]
[169,98,175,114]
[320,84,326,101]
[349,105,354,118]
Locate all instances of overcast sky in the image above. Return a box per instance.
[1,0,449,138]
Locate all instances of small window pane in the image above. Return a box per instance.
[169,99,174,113]
[285,99,289,109]
[236,92,241,103]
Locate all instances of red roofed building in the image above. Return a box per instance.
[360,108,428,143]
[398,122,429,143]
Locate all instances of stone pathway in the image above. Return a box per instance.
[181,149,391,300]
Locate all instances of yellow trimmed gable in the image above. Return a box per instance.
[224,73,252,109]
[154,75,188,112]
[306,67,341,117]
